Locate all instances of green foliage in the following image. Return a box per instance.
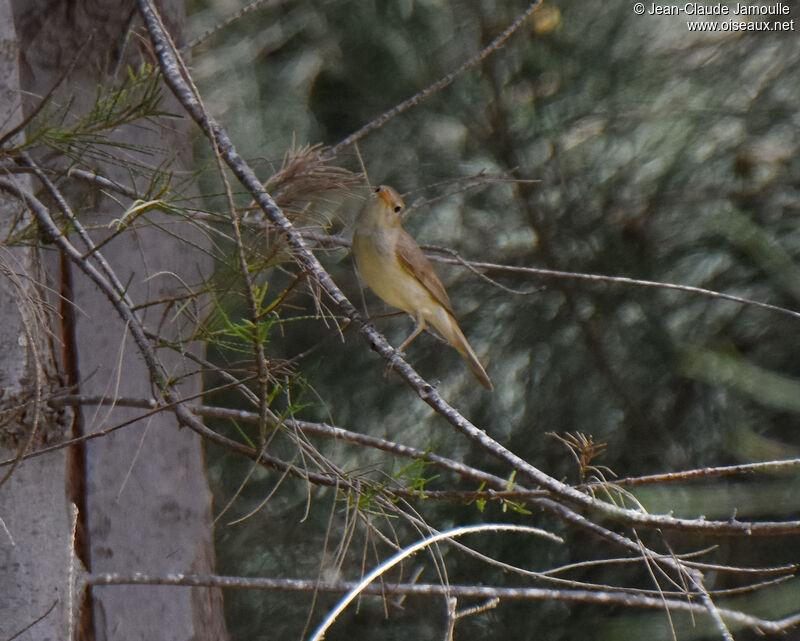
[13,62,169,158]
[392,456,439,497]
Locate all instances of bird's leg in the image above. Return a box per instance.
[397,313,425,353]
[384,314,425,379]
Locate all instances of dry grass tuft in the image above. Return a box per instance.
[263,144,362,220]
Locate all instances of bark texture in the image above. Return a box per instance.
[1,2,227,638]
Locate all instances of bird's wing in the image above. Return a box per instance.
[394,229,455,315]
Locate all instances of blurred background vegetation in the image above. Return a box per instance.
[185,1,800,639]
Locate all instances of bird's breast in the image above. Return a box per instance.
[353,227,433,316]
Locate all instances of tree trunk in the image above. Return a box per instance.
[1,1,228,639]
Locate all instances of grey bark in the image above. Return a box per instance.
[1,1,227,639]
[0,2,74,639]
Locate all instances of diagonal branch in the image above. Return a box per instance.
[135,0,800,539]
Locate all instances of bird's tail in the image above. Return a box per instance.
[433,311,493,391]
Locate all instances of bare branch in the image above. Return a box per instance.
[327,2,544,156]
[82,571,800,635]
[433,257,800,322]
[615,459,800,486]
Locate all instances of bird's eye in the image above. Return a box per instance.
[394,205,402,213]
[374,186,381,193]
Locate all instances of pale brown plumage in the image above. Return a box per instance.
[352,185,493,390]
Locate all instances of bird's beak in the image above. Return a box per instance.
[377,187,393,209]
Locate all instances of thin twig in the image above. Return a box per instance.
[434,257,800,322]
[243,228,800,323]
[5,600,59,641]
[183,0,283,51]
[615,458,800,486]
[20,155,135,308]
[0,40,88,148]
[326,1,544,156]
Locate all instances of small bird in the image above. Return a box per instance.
[352,185,493,390]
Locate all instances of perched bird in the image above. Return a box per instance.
[352,185,493,390]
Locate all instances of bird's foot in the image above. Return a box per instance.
[383,346,406,378]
